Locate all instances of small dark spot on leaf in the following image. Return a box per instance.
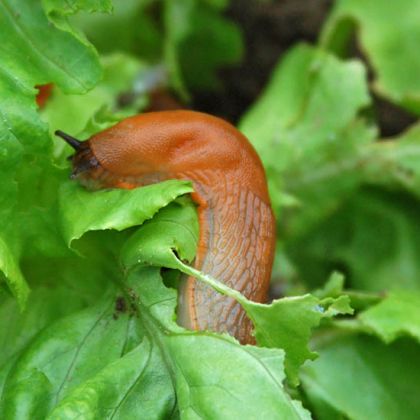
[115,296,127,313]
[113,296,128,320]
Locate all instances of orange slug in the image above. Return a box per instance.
[56,110,276,344]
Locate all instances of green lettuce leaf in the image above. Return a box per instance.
[301,333,420,420]
[364,123,420,197]
[0,292,139,418]
[132,268,309,420]
[164,0,243,97]
[60,180,193,245]
[121,200,352,386]
[0,240,28,309]
[72,0,163,60]
[43,0,112,17]
[239,42,420,297]
[358,290,420,344]
[18,268,309,419]
[0,0,103,305]
[42,53,149,150]
[47,336,176,419]
[321,0,420,113]
[239,43,375,234]
[1,195,311,418]
[287,188,420,291]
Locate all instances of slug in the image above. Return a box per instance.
[56,110,276,344]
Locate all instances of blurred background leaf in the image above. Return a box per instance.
[321,0,420,114]
[301,334,420,420]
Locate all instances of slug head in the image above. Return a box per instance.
[55,130,105,188]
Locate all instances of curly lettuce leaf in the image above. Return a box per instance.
[42,53,149,147]
[239,43,374,234]
[1,197,311,418]
[358,290,420,344]
[321,0,420,113]
[0,0,104,305]
[60,180,193,245]
[121,201,352,386]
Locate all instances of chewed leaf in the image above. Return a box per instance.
[244,295,352,386]
[1,265,310,419]
[60,180,194,246]
[122,199,352,386]
[127,269,312,420]
[165,335,310,419]
[121,198,199,270]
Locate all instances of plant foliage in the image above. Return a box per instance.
[1,0,420,419]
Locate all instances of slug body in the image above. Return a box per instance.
[69,110,275,344]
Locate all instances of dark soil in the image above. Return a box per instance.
[193,0,416,137]
[194,0,333,123]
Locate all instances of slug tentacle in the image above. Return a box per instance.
[55,130,83,151]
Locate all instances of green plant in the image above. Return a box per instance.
[1,1,420,418]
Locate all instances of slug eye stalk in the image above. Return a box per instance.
[55,130,83,151]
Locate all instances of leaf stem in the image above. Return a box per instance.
[176,259,249,307]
